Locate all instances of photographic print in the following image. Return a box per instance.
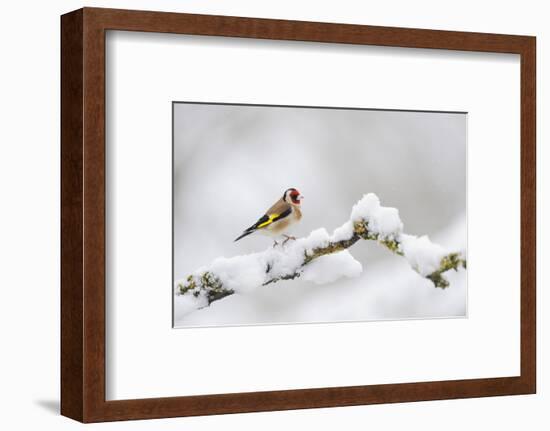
[173,102,467,328]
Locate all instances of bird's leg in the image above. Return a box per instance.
[282,235,296,245]
[272,240,279,248]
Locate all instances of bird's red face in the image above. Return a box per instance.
[285,188,304,206]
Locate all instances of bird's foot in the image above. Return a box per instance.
[272,240,279,248]
[282,235,296,245]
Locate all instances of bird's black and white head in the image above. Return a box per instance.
[283,188,304,206]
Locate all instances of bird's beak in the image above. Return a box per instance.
[298,194,304,201]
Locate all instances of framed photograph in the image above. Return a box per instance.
[172,102,468,328]
[61,7,536,422]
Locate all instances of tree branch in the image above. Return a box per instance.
[176,194,466,313]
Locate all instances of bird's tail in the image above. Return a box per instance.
[234,228,255,242]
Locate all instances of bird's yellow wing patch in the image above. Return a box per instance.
[257,213,279,228]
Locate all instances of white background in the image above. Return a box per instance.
[106,31,518,399]
[0,0,547,430]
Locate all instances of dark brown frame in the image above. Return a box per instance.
[61,7,536,423]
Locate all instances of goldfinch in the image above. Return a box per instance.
[234,188,304,244]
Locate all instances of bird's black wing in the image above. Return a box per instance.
[251,207,292,230]
[234,207,292,242]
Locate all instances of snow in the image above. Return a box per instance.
[349,194,459,277]
[330,194,404,243]
[350,193,403,239]
[302,250,362,284]
[174,291,208,317]
[299,228,331,253]
[179,227,360,296]
[330,220,354,242]
[207,254,266,293]
[400,234,448,276]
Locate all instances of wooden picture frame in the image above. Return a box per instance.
[61,7,536,423]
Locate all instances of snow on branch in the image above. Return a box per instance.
[176,194,466,313]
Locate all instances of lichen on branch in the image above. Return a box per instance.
[176,193,466,314]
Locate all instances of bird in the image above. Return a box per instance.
[234,188,304,246]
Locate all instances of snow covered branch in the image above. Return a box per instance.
[176,194,466,313]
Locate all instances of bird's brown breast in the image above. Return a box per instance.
[293,206,302,221]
